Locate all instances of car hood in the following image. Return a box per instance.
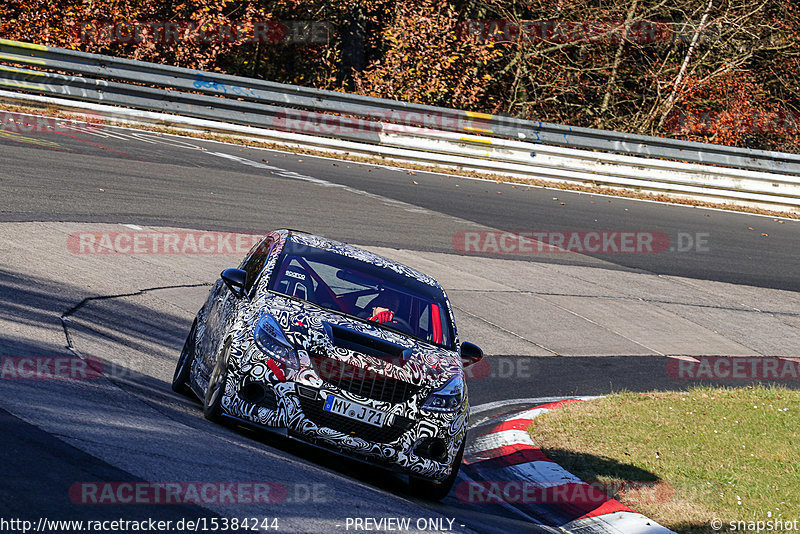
[262,295,461,387]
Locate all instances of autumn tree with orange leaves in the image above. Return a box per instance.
[0,0,797,151]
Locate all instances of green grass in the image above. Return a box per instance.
[529,386,800,533]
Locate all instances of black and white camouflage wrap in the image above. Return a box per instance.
[188,230,468,481]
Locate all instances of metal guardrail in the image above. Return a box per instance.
[1,38,799,211]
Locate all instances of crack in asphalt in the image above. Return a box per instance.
[52,282,309,460]
[59,282,212,350]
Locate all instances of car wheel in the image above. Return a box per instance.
[203,337,232,423]
[172,319,198,397]
[409,437,465,501]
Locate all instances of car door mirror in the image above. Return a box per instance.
[460,342,483,367]
[221,268,248,299]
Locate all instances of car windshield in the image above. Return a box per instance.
[269,241,454,349]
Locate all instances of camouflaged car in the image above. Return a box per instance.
[172,230,483,499]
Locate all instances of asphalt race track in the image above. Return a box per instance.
[1,117,799,533]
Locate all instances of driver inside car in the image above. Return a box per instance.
[365,291,400,324]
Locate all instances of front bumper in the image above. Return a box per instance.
[221,356,466,481]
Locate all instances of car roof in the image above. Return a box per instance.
[280,229,442,290]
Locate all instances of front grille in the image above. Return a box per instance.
[310,352,420,405]
[298,395,410,443]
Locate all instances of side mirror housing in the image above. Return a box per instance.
[460,341,483,368]
[221,268,248,299]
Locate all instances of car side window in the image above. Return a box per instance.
[240,236,274,295]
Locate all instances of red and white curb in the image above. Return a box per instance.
[460,398,675,534]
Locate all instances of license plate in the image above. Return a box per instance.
[323,395,387,427]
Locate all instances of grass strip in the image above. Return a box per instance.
[529,386,799,533]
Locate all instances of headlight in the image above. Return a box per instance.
[421,375,465,412]
[254,313,299,369]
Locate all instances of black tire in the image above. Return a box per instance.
[203,337,232,423]
[409,437,465,501]
[172,319,198,397]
